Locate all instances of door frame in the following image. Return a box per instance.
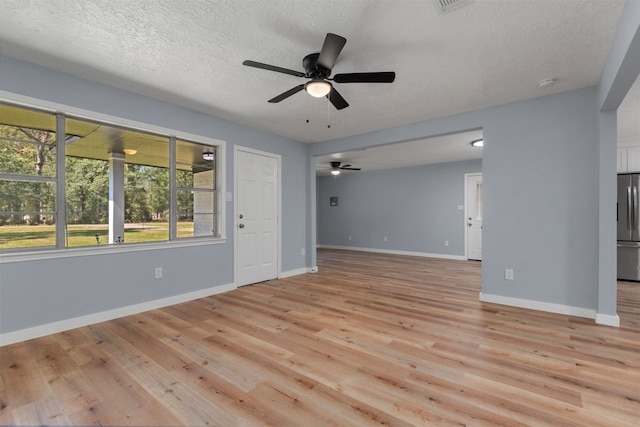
[464,172,483,260]
[234,145,282,286]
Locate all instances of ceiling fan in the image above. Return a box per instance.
[329,161,361,175]
[243,33,395,110]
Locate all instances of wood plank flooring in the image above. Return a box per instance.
[1,248,639,426]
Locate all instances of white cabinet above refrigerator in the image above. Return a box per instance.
[617,146,640,173]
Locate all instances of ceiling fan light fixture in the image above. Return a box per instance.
[470,139,484,147]
[202,150,215,161]
[305,80,332,98]
[330,169,341,175]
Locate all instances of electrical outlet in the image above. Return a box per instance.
[301,247,305,256]
[444,240,449,246]
[383,236,388,242]
[348,235,352,241]
[505,269,514,280]
[155,267,163,279]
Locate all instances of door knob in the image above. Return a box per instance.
[239,224,245,228]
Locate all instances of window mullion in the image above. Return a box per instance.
[0,173,55,183]
[55,113,66,248]
[169,136,177,240]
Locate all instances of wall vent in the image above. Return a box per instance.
[437,0,473,12]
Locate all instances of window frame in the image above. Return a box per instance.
[174,138,218,240]
[0,98,226,259]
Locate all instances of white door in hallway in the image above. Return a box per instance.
[466,173,483,261]
[236,149,279,286]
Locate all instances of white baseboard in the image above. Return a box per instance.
[0,283,236,347]
[317,245,466,261]
[595,312,620,327]
[280,267,309,278]
[479,292,597,320]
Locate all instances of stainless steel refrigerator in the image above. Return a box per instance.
[618,174,640,280]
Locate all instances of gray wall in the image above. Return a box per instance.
[318,160,481,256]
[0,56,310,335]
[481,88,598,308]
[312,88,601,311]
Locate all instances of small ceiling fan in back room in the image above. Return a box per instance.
[243,33,396,110]
[328,161,361,175]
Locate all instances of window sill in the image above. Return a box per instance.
[0,237,227,264]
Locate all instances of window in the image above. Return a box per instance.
[0,102,222,252]
[0,105,58,250]
[175,139,216,238]
[64,117,171,246]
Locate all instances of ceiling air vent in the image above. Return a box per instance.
[437,0,473,12]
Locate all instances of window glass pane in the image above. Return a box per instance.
[0,180,56,249]
[65,117,169,246]
[0,133,57,176]
[0,104,58,250]
[124,164,169,243]
[176,189,215,237]
[176,169,194,187]
[66,157,109,247]
[176,189,194,223]
[0,104,57,177]
[475,182,483,221]
[175,140,216,238]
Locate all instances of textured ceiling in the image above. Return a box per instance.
[0,0,633,171]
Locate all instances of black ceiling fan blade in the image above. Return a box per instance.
[333,72,396,83]
[327,87,349,110]
[268,84,305,103]
[340,167,361,170]
[243,60,305,77]
[317,33,346,71]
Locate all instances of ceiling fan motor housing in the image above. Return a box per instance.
[303,53,330,79]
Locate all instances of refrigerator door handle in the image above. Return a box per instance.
[628,185,632,232]
[634,185,638,232]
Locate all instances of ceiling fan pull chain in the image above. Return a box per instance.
[327,95,331,128]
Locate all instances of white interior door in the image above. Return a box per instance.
[466,173,483,261]
[236,149,279,286]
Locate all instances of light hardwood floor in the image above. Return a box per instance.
[1,249,639,426]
